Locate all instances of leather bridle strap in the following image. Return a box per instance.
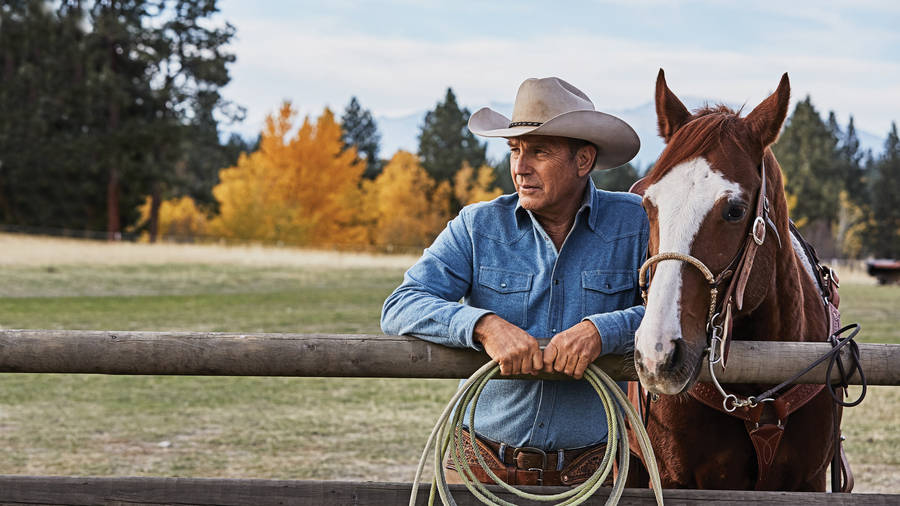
[638,156,778,369]
[706,157,777,367]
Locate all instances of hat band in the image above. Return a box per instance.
[508,121,543,128]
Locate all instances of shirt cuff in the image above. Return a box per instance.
[583,312,631,357]
[452,306,495,350]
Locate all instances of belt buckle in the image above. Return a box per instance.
[512,446,547,485]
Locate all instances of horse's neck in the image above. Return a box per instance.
[739,234,828,343]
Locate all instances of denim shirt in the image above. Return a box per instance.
[381,183,649,449]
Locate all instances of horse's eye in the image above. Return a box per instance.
[723,202,747,222]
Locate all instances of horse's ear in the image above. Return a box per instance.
[656,69,691,143]
[629,176,650,196]
[744,73,791,148]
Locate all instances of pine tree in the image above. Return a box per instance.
[865,123,900,258]
[491,154,516,194]
[340,97,382,179]
[839,116,866,198]
[418,88,487,184]
[773,97,843,228]
[591,163,640,192]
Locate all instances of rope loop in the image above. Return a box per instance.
[410,363,665,506]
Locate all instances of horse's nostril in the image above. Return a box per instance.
[658,339,682,373]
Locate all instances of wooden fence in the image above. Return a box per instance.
[0,330,897,505]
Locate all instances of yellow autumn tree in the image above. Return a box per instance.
[362,150,452,249]
[210,103,366,247]
[135,196,210,242]
[834,190,868,258]
[453,162,503,207]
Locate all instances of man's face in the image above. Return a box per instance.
[508,135,590,216]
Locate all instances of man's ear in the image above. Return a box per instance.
[576,144,597,176]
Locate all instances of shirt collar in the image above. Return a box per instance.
[514,180,598,231]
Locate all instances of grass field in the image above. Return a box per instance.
[0,233,896,492]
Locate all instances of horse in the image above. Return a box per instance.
[626,69,848,491]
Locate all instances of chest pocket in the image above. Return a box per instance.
[581,270,635,316]
[476,266,533,328]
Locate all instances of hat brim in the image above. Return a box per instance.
[468,107,640,170]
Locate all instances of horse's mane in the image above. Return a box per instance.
[647,105,753,185]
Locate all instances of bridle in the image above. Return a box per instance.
[637,157,781,411]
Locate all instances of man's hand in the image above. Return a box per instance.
[474,314,543,376]
[542,321,602,379]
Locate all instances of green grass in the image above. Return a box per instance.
[837,284,900,344]
[0,261,896,491]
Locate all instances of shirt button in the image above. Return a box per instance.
[554,279,559,285]
[500,282,507,288]
[539,422,545,428]
[552,328,557,333]
[605,283,611,289]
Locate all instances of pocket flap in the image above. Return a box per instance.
[582,270,634,294]
[478,266,532,293]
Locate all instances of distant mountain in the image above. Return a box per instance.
[377,99,886,172]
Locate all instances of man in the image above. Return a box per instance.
[381,77,648,486]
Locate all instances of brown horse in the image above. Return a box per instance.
[627,70,843,491]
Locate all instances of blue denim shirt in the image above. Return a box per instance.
[381,183,649,449]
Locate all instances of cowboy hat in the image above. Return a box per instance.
[468,77,640,170]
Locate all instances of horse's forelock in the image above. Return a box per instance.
[648,107,749,186]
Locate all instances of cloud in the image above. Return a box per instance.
[221,11,900,139]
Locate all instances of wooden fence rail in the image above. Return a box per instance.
[0,330,895,384]
[0,476,895,505]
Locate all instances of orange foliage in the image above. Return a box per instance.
[362,151,453,249]
[210,103,366,247]
[136,195,209,242]
[453,162,503,206]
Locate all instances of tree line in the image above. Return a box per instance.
[1,2,897,256]
[0,0,249,241]
[774,99,899,259]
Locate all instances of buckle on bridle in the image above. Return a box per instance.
[752,216,766,245]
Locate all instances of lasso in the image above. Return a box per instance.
[410,361,664,505]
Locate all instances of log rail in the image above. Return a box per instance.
[0,330,895,384]
[1,329,897,505]
[0,476,894,505]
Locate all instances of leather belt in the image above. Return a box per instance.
[446,429,611,487]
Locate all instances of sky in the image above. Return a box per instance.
[216,0,900,150]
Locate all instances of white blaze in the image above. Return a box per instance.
[636,157,743,371]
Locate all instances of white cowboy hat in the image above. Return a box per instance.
[468,77,640,170]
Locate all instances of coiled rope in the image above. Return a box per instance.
[410,361,664,506]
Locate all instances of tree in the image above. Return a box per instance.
[864,123,900,258]
[136,0,242,242]
[340,96,381,179]
[418,88,486,184]
[0,0,240,240]
[453,162,503,207]
[361,150,452,250]
[838,116,866,200]
[136,195,209,242]
[210,103,365,247]
[591,163,640,192]
[0,1,114,232]
[491,154,516,194]
[773,97,843,255]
